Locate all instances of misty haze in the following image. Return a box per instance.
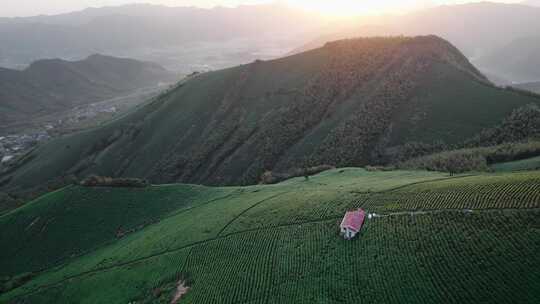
[0,1,539,303]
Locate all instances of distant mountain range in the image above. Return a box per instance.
[0,4,326,72]
[474,35,540,83]
[0,54,176,126]
[2,36,539,196]
[2,2,539,82]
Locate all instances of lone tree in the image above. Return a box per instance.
[302,157,313,181]
[304,169,310,181]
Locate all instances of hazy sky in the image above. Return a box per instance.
[0,0,522,17]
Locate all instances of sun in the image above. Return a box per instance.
[285,0,425,17]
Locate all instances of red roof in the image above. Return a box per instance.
[340,209,366,232]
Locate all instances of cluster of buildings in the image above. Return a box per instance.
[0,132,51,165]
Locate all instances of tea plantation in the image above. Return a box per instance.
[1,168,539,303]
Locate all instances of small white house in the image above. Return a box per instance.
[340,209,366,240]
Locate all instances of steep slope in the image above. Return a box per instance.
[0,169,539,303]
[2,36,540,196]
[0,54,176,126]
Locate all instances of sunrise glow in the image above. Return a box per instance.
[285,0,431,17]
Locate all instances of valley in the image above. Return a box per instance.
[0,84,169,169]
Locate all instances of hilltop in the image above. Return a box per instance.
[0,54,176,127]
[293,2,540,83]
[2,36,540,201]
[0,168,538,303]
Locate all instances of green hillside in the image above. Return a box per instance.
[2,36,540,200]
[1,168,539,303]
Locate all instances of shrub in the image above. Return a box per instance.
[259,165,335,184]
[80,175,149,188]
[381,141,449,164]
[398,140,540,173]
[398,149,488,173]
[365,165,396,172]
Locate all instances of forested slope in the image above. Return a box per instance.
[2,36,539,197]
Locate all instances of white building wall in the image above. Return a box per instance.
[341,227,357,240]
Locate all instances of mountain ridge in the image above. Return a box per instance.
[289,2,540,83]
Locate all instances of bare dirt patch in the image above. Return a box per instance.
[170,280,190,304]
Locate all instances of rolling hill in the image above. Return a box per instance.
[0,54,176,127]
[0,168,538,303]
[2,36,540,198]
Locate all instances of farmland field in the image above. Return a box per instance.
[1,168,539,303]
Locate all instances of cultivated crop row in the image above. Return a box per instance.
[179,210,539,304]
[6,210,538,304]
[364,174,540,211]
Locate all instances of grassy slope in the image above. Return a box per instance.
[1,168,539,303]
[0,184,236,276]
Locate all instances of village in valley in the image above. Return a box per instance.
[0,132,50,166]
